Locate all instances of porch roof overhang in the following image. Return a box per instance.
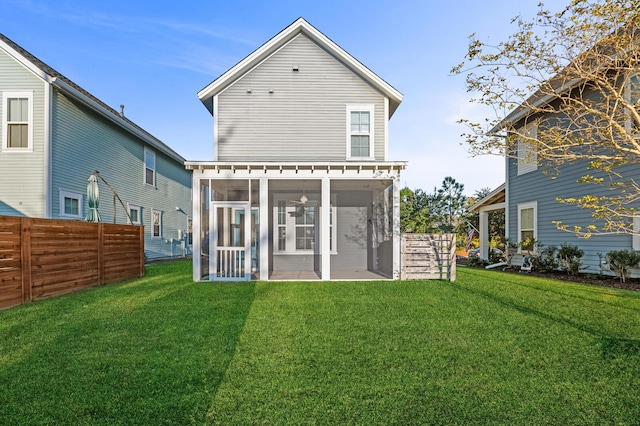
[185,161,407,178]
[469,183,506,212]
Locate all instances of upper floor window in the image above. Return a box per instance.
[347,105,375,160]
[2,91,33,152]
[516,121,538,175]
[60,190,83,219]
[144,148,156,186]
[626,72,639,135]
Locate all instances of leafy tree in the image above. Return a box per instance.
[400,187,438,233]
[436,177,466,233]
[400,178,468,234]
[452,0,640,238]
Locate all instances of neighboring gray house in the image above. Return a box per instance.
[483,66,639,273]
[0,33,192,259]
[186,18,406,281]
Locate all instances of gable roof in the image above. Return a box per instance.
[198,17,403,118]
[0,32,186,164]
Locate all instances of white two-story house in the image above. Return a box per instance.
[186,18,406,281]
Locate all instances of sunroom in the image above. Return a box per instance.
[186,162,405,281]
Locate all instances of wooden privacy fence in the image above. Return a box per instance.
[401,233,456,281]
[0,216,144,310]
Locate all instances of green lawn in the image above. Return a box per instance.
[1,261,639,425]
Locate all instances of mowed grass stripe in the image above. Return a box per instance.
[1,261,639,425]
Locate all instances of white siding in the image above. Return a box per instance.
[216,34,386,161]
[0,49,46,217]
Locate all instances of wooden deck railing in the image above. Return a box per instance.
[0,216,144,310]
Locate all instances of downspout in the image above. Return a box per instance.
[43,78,53,218]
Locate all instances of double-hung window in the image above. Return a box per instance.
[347,105,374,159]
[3,91,33,151]
[295,206,315,250]
[626,73,639,135]
[60,190,83,219]
[517,201,537,249]
[273,196,337,254]
[144,148,156,186]
[151,209,162,238]
[516,121,538,175]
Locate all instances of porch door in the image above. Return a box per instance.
[210,202,251,281]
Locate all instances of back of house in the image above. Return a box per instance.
[187,18,406,281]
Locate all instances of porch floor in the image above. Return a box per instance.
[268,270,390,281]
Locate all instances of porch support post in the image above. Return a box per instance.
[321,176,330,280]
[479,209,489,260]
[259,177,269,281]
[192,175,201,282]
[392,175,400,279]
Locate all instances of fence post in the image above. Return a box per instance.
[449,234,456,282]
[139,225,145,276]
[98,223,104,285]
[20,218,32,303]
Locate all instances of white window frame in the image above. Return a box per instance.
[346,104,375,160]
[633,213,640,251]
[272,195,337,255]
[128,203,141,225]
[625,72,639,136]
[59,189,83,219]
[517,201,537,251]
[144,147,156,187]
[2,91,34,152]
[151,209,162,239]
[516,121,538,175]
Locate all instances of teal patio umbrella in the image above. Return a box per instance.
[85,173,101,222]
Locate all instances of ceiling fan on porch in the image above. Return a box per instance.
[288,192,318,207]
[288,192,317,217]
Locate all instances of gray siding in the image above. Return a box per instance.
[0,49,46,217]
[216,34,386,162]
[332,191,371,271]
[51,90,192,259]
[508,155,633,274]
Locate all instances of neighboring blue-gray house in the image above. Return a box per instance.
[186,18,406,281]
[478,61,639,274]
[0,33,192,259]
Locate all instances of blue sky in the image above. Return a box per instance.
[0,0,568,195]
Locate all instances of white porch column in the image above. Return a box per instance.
[479,209,489,260]
[321,177,330,280]
[260,177,269,281]
[192,175,201,282]
[392,175,400,280]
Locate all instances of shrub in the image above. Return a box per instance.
[532,245,559,273]
[520,237,539,252]
[557,243,584,276]
[606,250,640,283]
[488,248,505,264]
[467,255,488,268]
